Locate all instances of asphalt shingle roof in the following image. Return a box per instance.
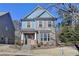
[0,12,8,16]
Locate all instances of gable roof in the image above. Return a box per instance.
[24,6,45,19]
[38,11,52,18]
[0,12,8,16]
[22,6,55,21]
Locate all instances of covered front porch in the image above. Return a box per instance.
[21,31,37,45]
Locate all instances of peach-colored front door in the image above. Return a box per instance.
[24,33,35,45]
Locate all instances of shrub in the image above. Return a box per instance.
[43,42,48,46]
[15,40,23,46]
[37,42,43,47]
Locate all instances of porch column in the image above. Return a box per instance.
[21,33,24,40]
[34,32,36,40]
[21,33,24,44]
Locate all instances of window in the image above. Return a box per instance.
[48,34,50,41]
[40,33,50,41]
[39,21,42,27]
[48,21,51,27]
[27,21,30,28]
[40,33,43,41]
[44,33,47,41]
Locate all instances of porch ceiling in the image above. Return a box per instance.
[21,29,38,33]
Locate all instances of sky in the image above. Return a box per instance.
[0,3,79,25]
[0,3,37,20]
[0,3,58,20]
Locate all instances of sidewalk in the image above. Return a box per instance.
[0,45,78,56]
[0,50,33,56]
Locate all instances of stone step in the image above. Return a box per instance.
[22,45,31,49]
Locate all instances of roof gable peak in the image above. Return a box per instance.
[36,5,44,10]
[23,5,45,19]
[22,5,55,21]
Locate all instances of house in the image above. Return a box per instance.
[21,6,56,47]
[0,12,15,44]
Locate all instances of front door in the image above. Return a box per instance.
[24,34,27,44]
[24,33,34,45]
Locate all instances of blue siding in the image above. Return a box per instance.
[39,12,52,18]
[21,21,27,29]
[21,21,36,29]
[32,21,36,29]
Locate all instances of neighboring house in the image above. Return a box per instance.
[13,20,21,40]
[0,12,15,44]
[21,6,56,46]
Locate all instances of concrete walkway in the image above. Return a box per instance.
[0,52,33,56]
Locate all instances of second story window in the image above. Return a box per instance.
[48,21,51,27]
[39,21,42,27]
[27,21,30,28]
